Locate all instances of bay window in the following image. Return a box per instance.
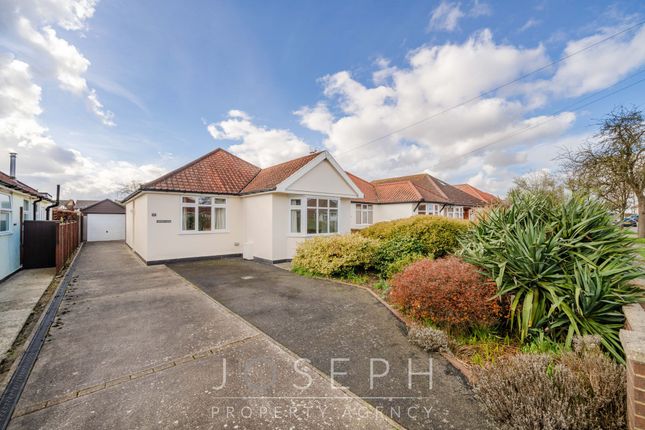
[355,204,373,225]
[0,193,11,233]
[181,196,226,232]
[290,196,338,235]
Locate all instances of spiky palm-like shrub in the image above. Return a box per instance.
[461,192,643,361]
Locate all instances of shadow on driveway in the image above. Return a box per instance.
[170,258,490,430]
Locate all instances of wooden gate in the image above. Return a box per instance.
[23,221,80,271]
[22,221,57,269]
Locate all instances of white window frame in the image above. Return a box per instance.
[0,192,12,235]
[180,195,228,234]
[289,198,303,234]
[443,205,464,219]
[288,195,340,236]
[23,199,31,222]
[417,203,440,216]
[355,203,373,225]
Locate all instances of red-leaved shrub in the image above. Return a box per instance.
[390,256,502,332]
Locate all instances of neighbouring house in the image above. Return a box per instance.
[454,183,499,205]
[124,148,493,264]
[0,153,53,280]
[80,199,126,242]
[347,173,489,228]
[75,200,101,211]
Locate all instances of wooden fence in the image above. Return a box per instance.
[55,222,80,272]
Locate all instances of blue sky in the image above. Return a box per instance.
[1,0,644,198]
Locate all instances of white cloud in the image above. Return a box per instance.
[207,110,311,167]
[549,24,645,97]
[470,0,491,17]
[0,55,162,198]
[519,18,540,32]
[2,0,114,126]
[427,1,464,32]
[427,1,490,32]
[12,0,98,31]
[295,26,645,195]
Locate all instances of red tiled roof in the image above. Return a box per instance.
[348,172,484,207]
[143,148,261,194]
[0,171,52,200]
[346,172,378,203]
[375,181,422,202]
[374,173,482,206]
[242,152,321,194]
[455,184,498,204]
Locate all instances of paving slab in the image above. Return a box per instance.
[170,258,490,430]
[0,268,55,362]
[9,242,394,429]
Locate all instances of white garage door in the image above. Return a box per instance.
[87,214,125,242]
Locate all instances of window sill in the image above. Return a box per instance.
[287,233,339,238]
[178,230,229,235]
[0,231,13,236]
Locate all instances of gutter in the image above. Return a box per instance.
[32,196,42,220]
[45,185,60,220]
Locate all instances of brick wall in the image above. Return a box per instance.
[621,304,645,430]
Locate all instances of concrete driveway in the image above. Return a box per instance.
[8,243,394,429]
[170,259,489,430]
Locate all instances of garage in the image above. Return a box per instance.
[81,199,126,242]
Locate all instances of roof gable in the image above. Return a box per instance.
[283,159,358,197]
[143,148,261,195]
[82,199,125,214]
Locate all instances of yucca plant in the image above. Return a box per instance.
[461,192,643,362]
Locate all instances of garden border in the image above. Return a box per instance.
[274,265,477,384]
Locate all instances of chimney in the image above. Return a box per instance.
[9,152,16,179]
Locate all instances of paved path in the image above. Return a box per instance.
[170,259,489,430]
[0,268,55,363]
[8,243,393,429]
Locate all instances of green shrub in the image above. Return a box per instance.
[374,235,427,276]
[291,234,379,277]
[461,192,644,361]
[475,336,626,430]
[359,215,470,258]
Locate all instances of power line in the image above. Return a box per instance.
[438,70,645,166]
[334,19,645,157]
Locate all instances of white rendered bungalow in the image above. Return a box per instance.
[123,149,363,264]
[0,153,53,280]
[124,148,493,265]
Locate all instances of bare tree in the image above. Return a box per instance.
[562,106,645,237]
[566,164,633,220]
[509,170,565,201]
[115,180,142,201]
